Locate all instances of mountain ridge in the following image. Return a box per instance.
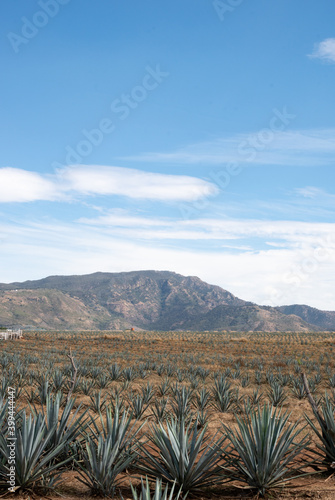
[0,270,333,332]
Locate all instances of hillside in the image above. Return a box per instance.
[182,304,314,332]
[277,304,335,331]
[0,289,128,330]
[0,270,329,331]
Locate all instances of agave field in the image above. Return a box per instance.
[2,330,335,499]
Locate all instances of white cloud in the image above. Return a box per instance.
[294,186,327,199]
[78,213,173,227]
[309,38,335,63]
[0,165,218,203]
[122,128,335,166]
[79,214,335,246]
[0,218,334,310]
[0,167,59,202]
[59,165,218,201]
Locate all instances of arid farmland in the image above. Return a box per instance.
[2,330,335,499]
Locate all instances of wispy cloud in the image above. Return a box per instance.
[0,165,218,203]
[294,186,329,199]
[1,217,334,309]
[79,212,335,247]
[121,129,335,166]
[60,165,218,201]
[309,38,335,63]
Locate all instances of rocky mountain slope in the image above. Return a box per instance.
[181,304,314,332]
[276,304,335,331]
[0,270,332,331]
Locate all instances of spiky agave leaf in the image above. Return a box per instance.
[0,410,72,491]
[267,382,288,407]
[170,386,193,422]
[151,398,170,423]
[128,392,150,420]
[0,401,8,491]
[194,388,211,411]
[89,390,106,413]
[0,397,8,435]
[89,405,143,443]
[76,434,135,496]
[76,407,143,497]
[211,376,236,413]
[130,477,184,500]
[221,404,310,497]
[35,392,89,461]
[138,417,227,493]
[305,393,335,470]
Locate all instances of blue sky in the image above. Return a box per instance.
[1,0,335,309]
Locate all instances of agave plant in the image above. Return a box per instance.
[128,393,150,420]
[0,354,11,369]
[0,376,12,398]
[0,410,71,492]
[211,377,236,413]
[170,386,193,422]
[196,367,209,382]
[11,385,24,401]
[90,366,103,379]
[194,388,212,411]
[76,407,142,497]
[0,397,8,435]
[25,387,40,404]
[231,368,241,380]
[156,364,166,377]
[151,398,170,423]
[290,378,306,400]
[137,363,149,380]
[141,382,156,404]
[138,417,227,493]
[278,373,292,387]
[80,378,95,395]
[108,362,122,381]
[120,379,131,392]
[249,388,263,406]
[305,394,335,470]
[265,370,276,386]
[89,390,106,413]
[234,395,256,416]
[176,369,186,383]
[123,366,137,382]
[240,373,251,388]
[157,378,171,397]
[130,477,184,500]
[109,391,126,416]
[267,382,287,407]
[96,373,110,389]
[165,364,175,378]
[195,409,211,429]
[37,378,52,405]
[51,370,66,392]
[36,392,89,461]
[221,404,310,497]
[313,372,322,387]
[254,370,263,385]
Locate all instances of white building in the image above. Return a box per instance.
[0,329,22,340]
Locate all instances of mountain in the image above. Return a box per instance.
[182,304,314,332]
[0,288,115,330]
[277,304,335,331]
[0,270,329,331]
